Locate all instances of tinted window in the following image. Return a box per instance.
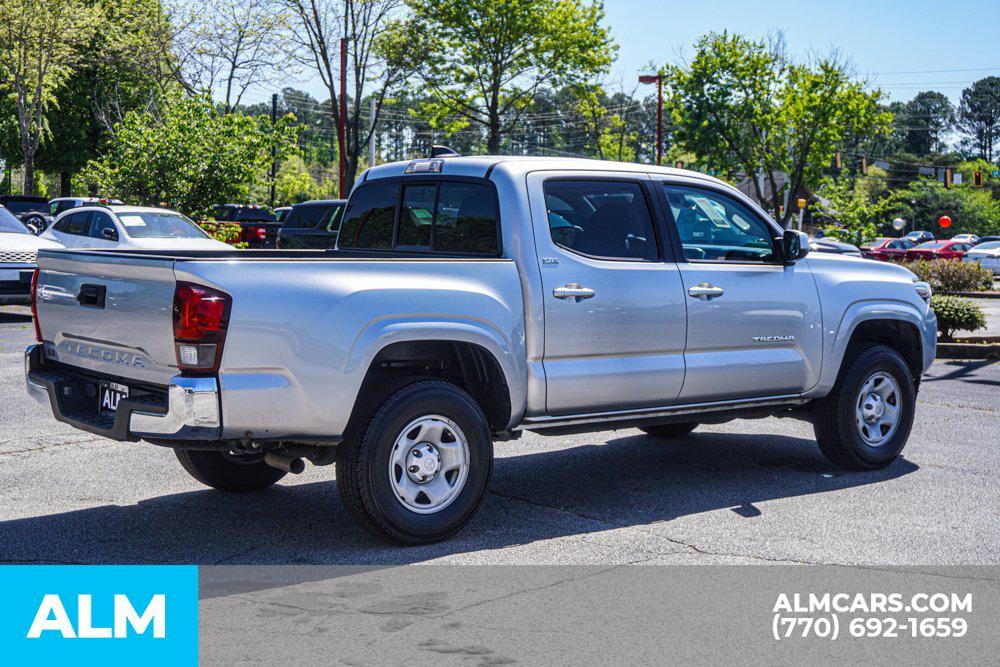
[283,204,330,229]
[1,198,47,215]
[543,180,657,261]
[324,205,343,232]
[55,211,90,235]
[118,212,208,239]
[89,212,118,240]
[338,182,397,250]
[397,185,435,248]
[51,200,78,216]
[662,185,776,262]
[0,208,30,234]
[434,183,499,254]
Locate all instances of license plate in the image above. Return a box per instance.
[99,381,129,414]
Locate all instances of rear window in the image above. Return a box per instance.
[2,199,48,215]
[283,204,332,229]
[55,211,91,235]
[337,180,499,255]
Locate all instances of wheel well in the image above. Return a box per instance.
[845,319,923,380]
[348,340,512,434]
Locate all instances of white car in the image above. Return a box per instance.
[963,240,1000,275]
[950,233,980,244]
[0,206,63,305]
[41,205,233,252]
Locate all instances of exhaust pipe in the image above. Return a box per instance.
[264,452,305,474]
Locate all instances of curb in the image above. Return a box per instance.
[939,292,1000,299]
[936,342,1000,360]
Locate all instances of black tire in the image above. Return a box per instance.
[639,422,699,438]
[813,344,916,470]
[336,380,493,544]
[175,449,286,492]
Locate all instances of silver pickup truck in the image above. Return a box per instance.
[26,156,936,543]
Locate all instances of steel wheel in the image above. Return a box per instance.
[854,371,901,447]
[388,415,470,514]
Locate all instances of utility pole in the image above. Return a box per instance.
[339,38,348,198]
[369,96,377,170]
[269,93,278,207]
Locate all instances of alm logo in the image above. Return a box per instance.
[27,593,166,639]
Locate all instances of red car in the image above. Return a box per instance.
[861,237,916,261]
[905,240,973,261]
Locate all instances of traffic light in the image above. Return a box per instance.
[974,171,983,188]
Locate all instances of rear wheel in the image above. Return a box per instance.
[813,344,916,470]
[336,380,493,544]
[175,449,286,492]
[639,422,699,438]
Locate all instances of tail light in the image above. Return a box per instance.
[30,268,41,342]
[173,282,232,374]
[241,226,268,243]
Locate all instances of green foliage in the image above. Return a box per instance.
[270,155,323,205]
[814,176,893,246]
[888,184,1000,238]
[897,259,994,294]
[666,32,892,226]
[406,0,615,153]
[930,295,986,341]
[81,94,298,218]
[197,221,246,248]
[957,76,1000,161]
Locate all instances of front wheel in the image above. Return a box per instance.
[813,344,916,470]
[336,380,493,544]
[175,449,286,492]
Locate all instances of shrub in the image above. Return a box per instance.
[197,221,246,248]
[930,295,986,340]
[896,259,993,293]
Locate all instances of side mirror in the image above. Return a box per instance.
[101,227,118,241]
[782,230,810,262]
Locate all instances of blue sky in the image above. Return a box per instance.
[603,0,999,104]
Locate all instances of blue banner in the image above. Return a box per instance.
[0,566,198,665]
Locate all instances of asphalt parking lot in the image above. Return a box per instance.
[1,304,997,567]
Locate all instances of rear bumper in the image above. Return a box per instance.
[25,344,221,442]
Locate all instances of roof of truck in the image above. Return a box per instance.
[362,155,732,189]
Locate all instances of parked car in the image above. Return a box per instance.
[49,197,123,219]
[41,205,232,251]
[974,235,1000,245]
[963,240,1000,275]
[904,230,935,245]
[274,207,292,223]
[905,239,973,261]
[809,238,862,256]
[950,233,980,244]
[860,237,916,261]
[26,155,936,543]
[276,199,346,249]
[0,206,62,305]
[212,204,280,248]
[0,195,51,233]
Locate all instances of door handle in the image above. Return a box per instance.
[687,283,724,300]
[553,283,596,302]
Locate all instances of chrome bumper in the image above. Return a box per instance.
[25,344,221,441]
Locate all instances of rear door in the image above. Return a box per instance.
[656,180,823,402]
[528,171,687,415]
[35,251,180,386]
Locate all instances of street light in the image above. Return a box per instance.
[638,73,663,166]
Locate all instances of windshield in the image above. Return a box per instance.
[916,241,945,249]
[118,212,209,239]
[0,208,30,234]
[973,241,1000,251]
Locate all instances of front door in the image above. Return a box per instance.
[657,181,823,402]
[528,172,688,416]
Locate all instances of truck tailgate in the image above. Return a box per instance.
[35,250,179,386]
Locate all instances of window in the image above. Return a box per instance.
[55,211,91,236]
[338,180,499,255]
[0,208,30,234]
[397,185,436,248]
[434,183,499,254]
[118,212,208,239]
[283,204,331,229]
[324,206,343,232]
[50,200,77,216]
[88,212,118,241]
[542,180,657,261]
[338,181,397,250]
[662,185,776,262]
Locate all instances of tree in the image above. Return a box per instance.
[283,0,414,194]
[81,94,298,217]
[666,32,892,227]
[178,0,296,113]
[889,183,1000,239]
[407,0,614,154]
[0,0,102,194]
[814,176,893,246]
[957,76,1000,161]
[895,91,954,155]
